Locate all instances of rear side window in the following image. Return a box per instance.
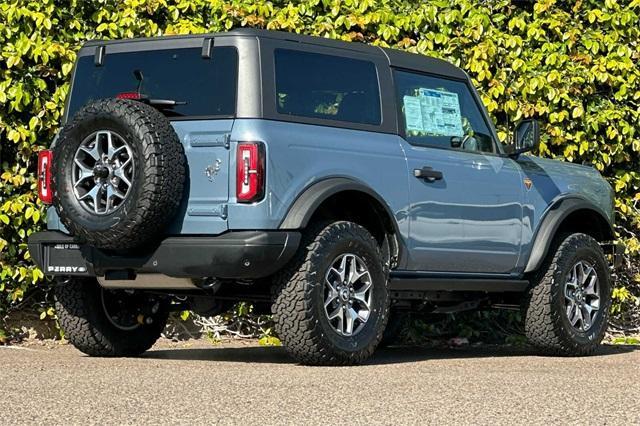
[67,47,238,119]
[274,49,381,126]
[394,70,496,154]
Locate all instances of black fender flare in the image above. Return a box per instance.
[524,196,614,273]
[279,177,404,264]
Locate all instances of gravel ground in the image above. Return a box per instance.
[1,339,639,425]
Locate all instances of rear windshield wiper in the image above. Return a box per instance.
[147,98,187,108]
[128,70,187,109]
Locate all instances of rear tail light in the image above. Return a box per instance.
[236,142,265,203]
[37,150,53,204]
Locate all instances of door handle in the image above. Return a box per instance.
[414,167,443,182]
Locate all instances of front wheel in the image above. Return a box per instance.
[523,233,611,355]
[55,278,168,356]
[272,221,390,365]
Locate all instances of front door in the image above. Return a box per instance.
[393,70,525,274]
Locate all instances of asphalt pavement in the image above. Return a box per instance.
[1,340,639,425]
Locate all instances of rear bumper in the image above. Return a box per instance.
[28,230,301,280]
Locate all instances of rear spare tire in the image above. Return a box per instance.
[53,98,185,250]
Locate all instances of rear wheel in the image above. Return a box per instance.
[523,233,611,355]
[272,221,390,365]
[55,278,168,357]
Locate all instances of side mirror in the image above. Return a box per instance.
[509,119,540,157]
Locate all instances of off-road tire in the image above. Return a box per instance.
[272,221,390,365]
[53,98,185,250]
[55,278,168,357]
[523,233,611,355]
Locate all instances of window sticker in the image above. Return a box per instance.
[402,88,464,137]
[402,95,424,132]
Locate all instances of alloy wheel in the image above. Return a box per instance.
[324,253,373,336]
[72,130,134,215]
[564,260,601,332]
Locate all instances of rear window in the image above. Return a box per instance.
[274,49,381,126]
[67,47,238,119]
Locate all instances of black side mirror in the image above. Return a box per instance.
[509,119,540,157]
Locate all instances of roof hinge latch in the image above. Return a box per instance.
[201,37,214,59]
[94,45,105,67]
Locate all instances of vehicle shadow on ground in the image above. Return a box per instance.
[142,343,639,366]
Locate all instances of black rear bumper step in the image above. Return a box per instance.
[28,230,301,280]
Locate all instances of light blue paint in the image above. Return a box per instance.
[46,118,613,275]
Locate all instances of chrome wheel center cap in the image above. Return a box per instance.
[93,164,110,179]
[339,288,350,302]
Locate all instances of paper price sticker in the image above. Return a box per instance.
[403,88,464,137]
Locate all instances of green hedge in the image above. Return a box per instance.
[1,0,639,336]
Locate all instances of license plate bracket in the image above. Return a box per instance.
[44,243,90,275]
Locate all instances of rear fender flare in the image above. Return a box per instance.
[279,177,404,266]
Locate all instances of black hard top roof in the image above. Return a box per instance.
[81,28,468,80]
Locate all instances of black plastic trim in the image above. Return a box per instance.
[279,177,405,267]
[279,178,392,229]
[28,230,301,280]
[389,274,529,293]
[523,196,614,273]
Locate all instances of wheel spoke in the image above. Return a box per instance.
[113,157,132,182]
[568,303,582,327]
[327,306,344,334]
[581,265,595,286]
[357,309,370,323]
[79,144,100,161]
[106,185,126,205]
[74,159,94,186]
[327,305,342,320]
[345,307,356,335]
[353,290,370,310]
[94,132,108,158]
[346,255,361,285]
[576,262,586,286]
[330,256,348,283]
[580,305,592,330]
[566,299,576,322]
[584,274,598,296]
[349,268,369,286]
[106,132,126,159]
[324,286,338,309]
[78,185,102,213]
